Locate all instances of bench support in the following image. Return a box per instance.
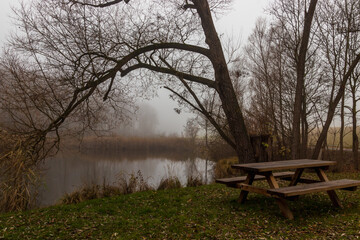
[290,168,304,186]
[238,173,255,204]
[266,173,294,220]
[315,169,342,208]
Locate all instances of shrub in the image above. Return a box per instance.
[117,170,153,194]
[60,171,154,205]
[186,175,203,187]
[213,157,240,179]
[157,176,181,190]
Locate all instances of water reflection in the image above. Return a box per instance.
[37,150,214,206]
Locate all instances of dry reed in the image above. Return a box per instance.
[117,170,153,194]
[0,130,43,212]
[60,171,154,204]
[68,136,196,155]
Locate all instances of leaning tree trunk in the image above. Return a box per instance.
[193,0,255,163]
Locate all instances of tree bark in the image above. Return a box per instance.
[340,96,345,156]
[300,89,308,158]
[291,0,318,159]
[352,98,359,170]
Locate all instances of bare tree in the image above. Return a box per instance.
[246,3,324,160]
[311,0,360,159]
[245,19,294,159]
[1,0,255,166]
[183,118,200,145]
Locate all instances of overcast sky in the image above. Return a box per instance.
[0,0,271,135]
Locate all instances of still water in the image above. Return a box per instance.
[37,150,215,206]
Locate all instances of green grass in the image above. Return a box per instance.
[1,173,360,239]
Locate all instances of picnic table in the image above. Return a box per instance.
[216,159,360,220]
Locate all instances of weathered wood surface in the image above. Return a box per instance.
[267,179,360,198]
[232,159,336,173]
[215,171,294,188]
[222,159,360,220]
[281,177,321,184]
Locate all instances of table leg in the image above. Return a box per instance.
[238,173,255,204]
[315,168,342,208]
[266,173,294,220]
[289,168,304,186]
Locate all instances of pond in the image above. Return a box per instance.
[37,150,215,206]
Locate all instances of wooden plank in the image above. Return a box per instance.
[238,173,255,204]
[267,179,360,198]
[281,177,321,184]
[315,168,342,208]
[232,159,336,173]
[216,171,294,187]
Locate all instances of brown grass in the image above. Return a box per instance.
[308,126,360,149]
[60,184,123,205]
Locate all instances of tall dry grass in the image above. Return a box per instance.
[308,126,360,149]
[67,136,196,155]
[60,171,154,204]
[117,170,153,194]
[157,176,181,190]
[0,130,43,212]
[60,169,207,205]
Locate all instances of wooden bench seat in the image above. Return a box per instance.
[216,171,294,188]
[267,179,360,198]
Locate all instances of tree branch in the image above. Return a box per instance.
[121,62,216,89]
[114,43,211,70]
[183,4,197,10]
[68,0,129,8]
[160,57,236,149]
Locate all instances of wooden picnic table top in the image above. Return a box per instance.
[232,159,336,173]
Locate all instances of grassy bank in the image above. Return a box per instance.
[1,172,360,239]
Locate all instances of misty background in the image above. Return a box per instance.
[0,0,270,136]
